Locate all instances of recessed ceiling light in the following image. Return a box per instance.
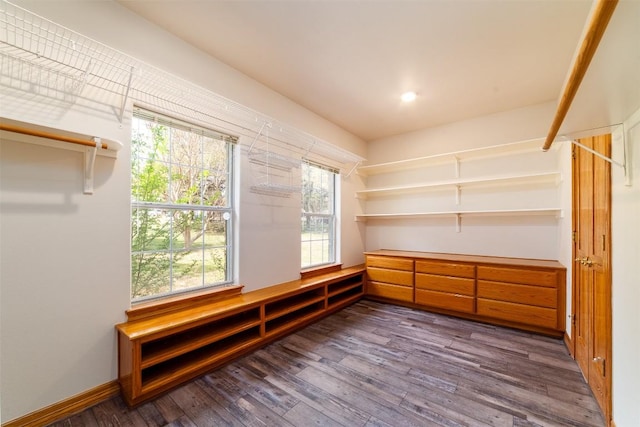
[401,91,417,102]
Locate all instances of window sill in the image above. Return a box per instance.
[126,285,244,322]
[300,263,343,280]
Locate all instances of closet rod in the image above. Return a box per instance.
[542,0,618,152]
[0,123,111,150]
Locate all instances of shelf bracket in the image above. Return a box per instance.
[455,213,462,233]
[248,121,270,155]
[453,155,461,179]
[344,161,361,179]
[303,140,316,158]
[455,185,461,205]
[571,139,630,186]
[117,66,135,124]
[83,137,101,194]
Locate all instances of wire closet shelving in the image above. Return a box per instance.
[0,0,364,196]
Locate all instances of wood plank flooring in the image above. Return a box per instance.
[49,300,604,427]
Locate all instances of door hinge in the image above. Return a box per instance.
[572,231,577,243]
[602,234,606,251]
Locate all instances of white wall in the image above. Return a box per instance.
[1,111,131,422]
[610,110,640,427]
[364,102,564,260]
[1,1,366,422]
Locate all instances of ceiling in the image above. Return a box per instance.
[116,1,625,142]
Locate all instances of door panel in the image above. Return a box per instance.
[572,135,611,424]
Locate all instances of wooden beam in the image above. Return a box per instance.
[542,0,619,151]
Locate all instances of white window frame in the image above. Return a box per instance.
[130,108,236,302]
[301,160,338,269]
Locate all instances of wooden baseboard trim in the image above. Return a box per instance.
[3,381,120,427]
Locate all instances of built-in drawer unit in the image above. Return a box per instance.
[364,250,566,336]
[365,255,414,302]
[415,261,476,314]
[476,266,562,330]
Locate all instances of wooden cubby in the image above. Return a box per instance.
[116,265,365,407]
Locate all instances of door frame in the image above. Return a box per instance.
[570,135,613,425]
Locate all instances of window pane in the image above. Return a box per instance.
[131,251,171,300]
[302,163,334,215]
[202,170,228,207]
[301,161,337,269]
[131,110,233,302]
[132,207,172,252]
[301,214,334,268]
[204,247,227,285]
[170,165,201,204]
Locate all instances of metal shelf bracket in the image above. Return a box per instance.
[571,138,630,186]
[83,137,101,194]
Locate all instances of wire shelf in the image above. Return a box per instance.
[248,149,301,172]
[0,51,86,103]
[0,0,364,168]
[250,183,302,198]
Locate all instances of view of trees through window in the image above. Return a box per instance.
[301,161,337,268]
[131,110,233,301]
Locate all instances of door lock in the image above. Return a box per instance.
[575,257,594,267]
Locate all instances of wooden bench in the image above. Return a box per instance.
[116,265,366,407]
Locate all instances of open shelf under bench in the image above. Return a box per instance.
[116,265,366,407]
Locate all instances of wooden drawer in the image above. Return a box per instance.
[415,289,475,313]
[477,280,557,308]
[367,267,413,287]
[415,260,475,278]
[367,281,414,302]
[477,299,558,329]
[477,266,558,288]
[366,255,413,271]
[415,273,475,296]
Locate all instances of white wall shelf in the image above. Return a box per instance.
[355,208,563,232]
[355,137,563,233]
[357,138,547,176]
[355,171,561,201]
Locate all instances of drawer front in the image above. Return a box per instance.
[415,260,475,278]
[477,299,558,329]
[367,267,413,286]
[477,280,557,308]
[367,281,414,302]
[366,255,414,271]
[415,273,475,296]
[477,266,558,288]
[415,289,475,313]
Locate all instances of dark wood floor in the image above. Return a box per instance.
[50,300,604,427]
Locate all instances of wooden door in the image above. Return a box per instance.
[572,134,612,423]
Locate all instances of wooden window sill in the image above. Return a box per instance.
[126,285,244,322]
[300,263,342,280]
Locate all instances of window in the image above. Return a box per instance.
[301,161,337,268]
[131,109,235,301]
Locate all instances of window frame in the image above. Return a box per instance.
[301,160,338,269]
[130,107,236,302]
